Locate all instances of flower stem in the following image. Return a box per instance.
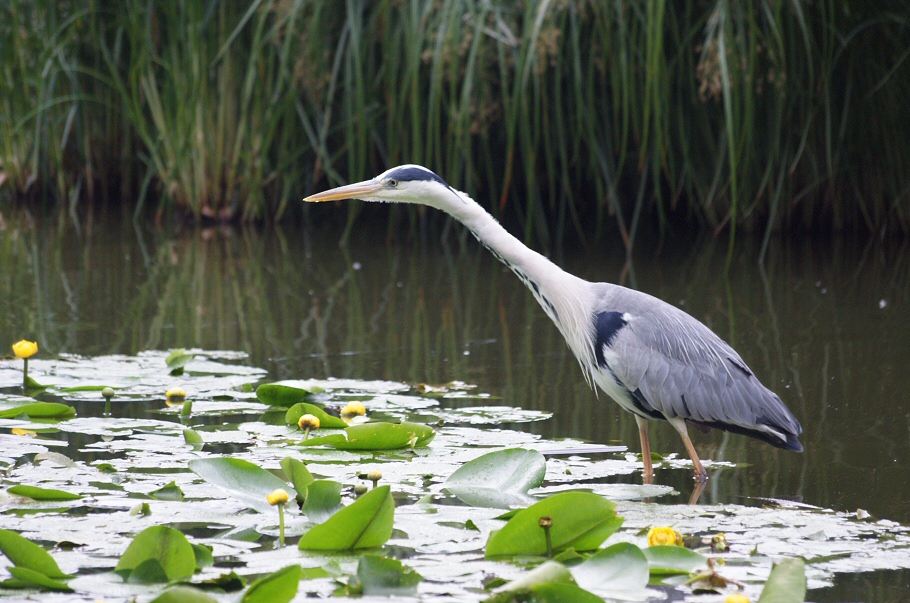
[21,358,29,389]
[278,502,285,546]
[304,428,310,441]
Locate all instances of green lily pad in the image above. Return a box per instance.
[485,491,623,558]
[298,485,394,551]
[0,528,71,579]
[301,480,343,523]
[5,565,73,592]
[300,421,435,450]
[279,456,314,503]
[151,586,219,603]
[0,403,76,419]
[115,525,196,583]
[570,542,649,594]
[643,545,708,575]
[284,402,347,429]
[758,557,806,603]
[7,485,82,501]
[256,383,324,408]
[149,481,185,501]
[444,448,546,509]
[486,560,573,598]
[188,458,296,513]
[166,349,195,376]
[354,555,422,596]
[241,564,302,603]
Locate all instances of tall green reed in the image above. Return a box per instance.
[2,1,909,243]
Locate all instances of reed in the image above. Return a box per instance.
[1,1,909,240]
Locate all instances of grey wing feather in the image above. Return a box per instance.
[598,286,801,440]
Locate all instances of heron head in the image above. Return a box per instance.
[303,164,462,208]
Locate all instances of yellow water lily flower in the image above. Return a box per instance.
[11,428,36,436]
[297,414,320,430]
[725,594,750,603]
[341,401,367,416]
[12,340,37,359]
[165,387,187,406]
[647,526,683,547]
[267,488,289,506]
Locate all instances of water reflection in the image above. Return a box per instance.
[2,207,910,526]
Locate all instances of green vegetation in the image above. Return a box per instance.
[1,1,909,240]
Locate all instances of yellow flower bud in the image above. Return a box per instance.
[341,401,367,416]
[647,526,683,547]
[12,341,38,359]
[267,488,289,506]
[297,414,320,431]
[725,594,750,603]
[367,469,382,482]
[165,387,187,406]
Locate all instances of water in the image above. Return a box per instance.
[2,206,909,600]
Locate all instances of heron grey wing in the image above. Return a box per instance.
[606,303,800,436]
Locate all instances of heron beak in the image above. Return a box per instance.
[303,180,384,203]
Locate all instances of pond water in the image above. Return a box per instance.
[1,205,909,601]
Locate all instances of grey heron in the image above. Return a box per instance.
[305,165,803,483]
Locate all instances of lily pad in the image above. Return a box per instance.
[115,525,196,583]
[165,349,195,375]
[0,528,71,579]
[7,485,82,501]
[643,545,708,575]
[151,586,219,603]
[0,403,76,419]
[5,565,74,592]
[256,383,324,407]
[570,542,649,594]
[486,560,603,602]
[758,557,806,603]
[279,456,314,503]
[444,448,546,509]
[241,564,302,603]
[284,402,347,429]
[188,458,296,513]
[301,480,343,523]
[298,485,394,551]
[485,491,623,558]
[354,555,422,596]
[300,421,435,450]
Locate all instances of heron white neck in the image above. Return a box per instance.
[440,192,595,369]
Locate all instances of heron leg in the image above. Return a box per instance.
[635,416,653,485]
[668,417,708,481]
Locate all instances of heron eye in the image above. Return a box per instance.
[387,179,399,188]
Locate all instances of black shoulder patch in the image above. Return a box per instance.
[385,166,450,187]
[593,311,628,367]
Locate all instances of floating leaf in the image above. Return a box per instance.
[241,564,302,603]
[188,458,296,513]
[0,403,75,419]
[301,480,343,523]
[570,542,649,594]
[0,528,71,579]
[354,555,422,596]
[256,383,323,408]
[487,560,574,598]
[279,456,314,503]
[166,349,195,375]
[183,428,204,447]
[300,422,435,451]
[151,586,219,603]
[298,485,394,551]
[284,402,347,429]
[7,485,81,501]
[192,544,214,569]
[33,452,77,467]
[643,545,708,575]
[115,525,196,583]
[5,565,73,592]
[444,448,546,509]
[485,492,623,558]
[149,481,185,501]
[758,557,806,603]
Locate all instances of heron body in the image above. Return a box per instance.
[305,165,803,482]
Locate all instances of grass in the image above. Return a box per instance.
[1,1,909,244]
